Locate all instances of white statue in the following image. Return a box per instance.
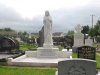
[43,11,53,45]
[75,24,83,33]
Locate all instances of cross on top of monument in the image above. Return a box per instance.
[75,24,83,33]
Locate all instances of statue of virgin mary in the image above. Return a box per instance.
[43,11,53,46]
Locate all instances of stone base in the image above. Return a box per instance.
[7,46,72,67]
[72,46,83,52]
[7,57,69,67]
[73,33,84,47]
[43,44,53,48]
[37,47,59,58]
[25,51,72,58]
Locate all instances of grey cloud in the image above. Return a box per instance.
[0,4,22,22]
[50,2,100,32]
[0,1,100,32]
[0,4,42,32]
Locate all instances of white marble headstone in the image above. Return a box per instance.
[73,24,84,47]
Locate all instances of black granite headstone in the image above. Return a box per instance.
[0,36,19,53]
[77,46,96,60]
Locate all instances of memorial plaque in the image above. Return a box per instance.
[77,46,96,60]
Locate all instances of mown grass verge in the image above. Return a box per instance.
[0,66,56,75]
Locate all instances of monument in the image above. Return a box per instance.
[37,11,59,58]
[85,37,93,46]
[73,24,84,52]
[43,11,53,48]
[7,11,72,67]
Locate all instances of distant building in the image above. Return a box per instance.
[53,32,64,45]
[53,32,64,38]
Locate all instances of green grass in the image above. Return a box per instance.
[0,52,99,75]
[97,52,100,54]
[96,54,100,68]
[58,45,64,51]
[93,43,100,48]
[0,66,56,75]
[72,52,77,58]
[72,52,100,68]
[20,43,37,51]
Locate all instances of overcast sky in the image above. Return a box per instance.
[0,0,100,32]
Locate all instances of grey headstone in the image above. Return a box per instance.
[58,59,96,75]
[85,37,93,46]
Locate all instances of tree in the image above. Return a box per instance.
[89,20,100,37]
[23,31,28,36]
[93,20,100,36]
[67,30,74,36]
[81,25,89,34]
[4,28,14,31]
[64,30,74,47]
[88,28,95,37]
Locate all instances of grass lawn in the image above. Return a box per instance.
[97,52,100,54]
[96,53,100,68]
[72,52,100,68]
[0,66,56,75]
[0,52,99,75]
[20,43,37,51]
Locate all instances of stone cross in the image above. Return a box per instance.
[75,24,83,33]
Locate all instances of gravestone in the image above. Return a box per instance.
[73,24,84,47]
[38,26,44,47]
[85,37,93,46]
[77,46,96,60]
[0,36,19,53]
[73,24,84,52]
[58,59,96,75]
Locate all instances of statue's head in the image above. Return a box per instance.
[45,11,50,16]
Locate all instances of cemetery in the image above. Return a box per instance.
[0,10,100,75]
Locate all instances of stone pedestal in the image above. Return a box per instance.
[85,38,93,46]
[73,33,84,52]
[37,47,59,58]
[74,33,84,47]
[43,44,53,48]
